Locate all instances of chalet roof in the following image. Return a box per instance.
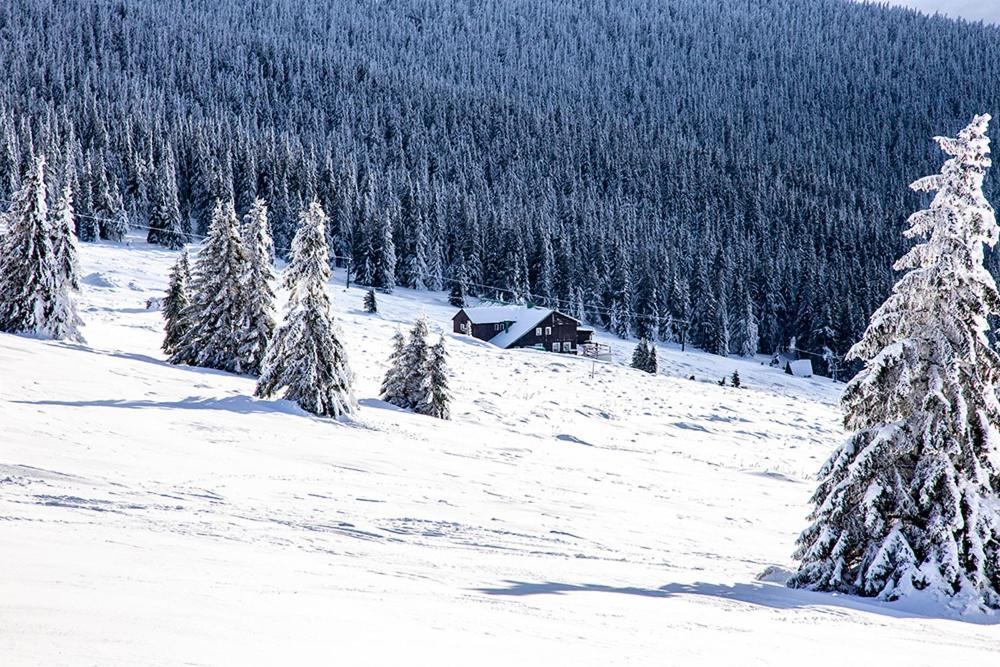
[488,309,554,349]
[459,305,543,324]
[457,305,582,349]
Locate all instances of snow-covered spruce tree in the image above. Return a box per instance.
[610,300,629,339]
[47,183,85,342]
[364,288,378,313]
[238,198,276,375]
[790,114,1000,610]
[736,284,759,358]
[161,251,192,356]
[256,202,356,418]
[170,200,249,372]
[381,317,433,409]
[401,317,431,405]
[413,335,451,420]
[380,329,408,407]
[0,156,70,339]
[147,151,185,250]
[371,207,397,293]
[448,262,468,308]
[711,285,731,356]
[631,338,650,371]
[645,339,658,375]
[91,155,129,241]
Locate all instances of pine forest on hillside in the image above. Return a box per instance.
[8,0,1000,660]
[3,0,1000,373]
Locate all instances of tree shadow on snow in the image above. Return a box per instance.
[44,340,261,381]
[15,395,380,430]
[474,580,1000,625]
[13,395,308,416]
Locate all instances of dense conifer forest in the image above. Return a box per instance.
[3,0,1000,374]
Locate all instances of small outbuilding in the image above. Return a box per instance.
[453,305,593,354]
[785,359,814,378]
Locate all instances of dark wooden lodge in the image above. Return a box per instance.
[452,306,594,354]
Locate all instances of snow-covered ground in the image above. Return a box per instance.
[2,239,998,665]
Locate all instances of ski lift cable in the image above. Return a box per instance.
[0,198,842,363]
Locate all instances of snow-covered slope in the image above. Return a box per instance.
[1,240,997,665]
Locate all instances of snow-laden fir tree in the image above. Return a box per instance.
[401,317,432,404]
[631,338,649,371]
[631,338,657,374]
[161,251,192,356]
[736,283,759,358]
[448,262,468,308]
[91,155,129,241]
[371,207,397,292]
[147,151,185,250]
[413,334,451,419]
[645,338,658,375]
[47,183,85,341]
[256,202,356,418]
[238,198,276,375]
[380,329,408,406]
[170,199,249,371]
[789,114,1000,610]
[401,178,429,290]
[0,156,80,340]
[364,288,378,313]
[710,285,731,357]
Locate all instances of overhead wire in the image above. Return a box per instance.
[0,196,844,367]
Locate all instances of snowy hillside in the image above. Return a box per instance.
[2,240,998,665]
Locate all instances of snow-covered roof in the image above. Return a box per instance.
[461,305,542,324]
[488,308,553,349]
[458,305,556,349]
[785,359,814,378]
[458,305,584,349]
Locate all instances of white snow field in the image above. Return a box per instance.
[2,239,998,666]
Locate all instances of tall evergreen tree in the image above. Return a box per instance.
[735,282,759,357]
[75,158,100,243]
[413,335,451,419]
[448,262,468,308]
[257,202,356,418]
[371,206,397,292]
[645,339,658,375]
[47,183,84,342]
[170,200,249,372]
[238,198,277,375]
[710,284,731,357]
[631,338,649,372]
[364,288,378,314]
[147,150,185,250]
[0,156,71,339]
[162,251,192,356]
[401,317,431,405]
[91,154,128,241]
[790,115,1000,610]
[380,329,408,406]
[631,338,657,374]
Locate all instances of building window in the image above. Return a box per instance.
[535,327,542,336]
[495,323,502,331]
[545,326,552,336]
[563,342,573,352]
